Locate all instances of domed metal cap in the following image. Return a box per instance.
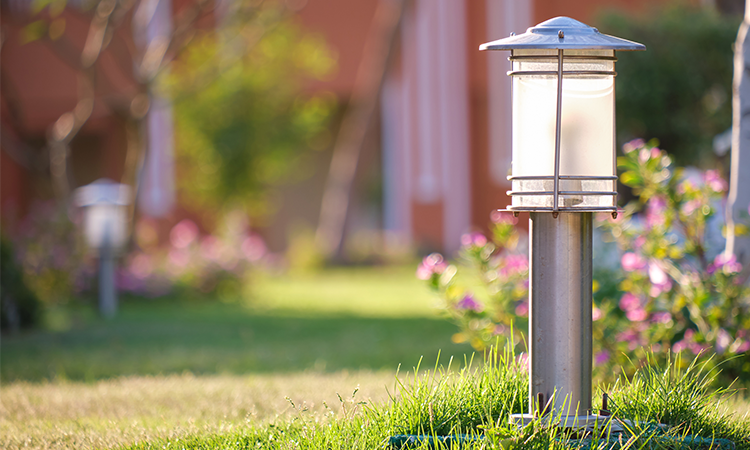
[479,16,646,51]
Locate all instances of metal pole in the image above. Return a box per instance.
[552,48,564,215]
[529,212,592,415]
[99,227,117,319]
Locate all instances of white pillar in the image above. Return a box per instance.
[437,0,471,254]
[137,0,175,217]
[486,0,531,185]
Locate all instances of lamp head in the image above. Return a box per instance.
[480,17,645,214]
[480,16,646,52]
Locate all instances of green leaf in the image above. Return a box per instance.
[620,171,643,187]
[20,20,48,44]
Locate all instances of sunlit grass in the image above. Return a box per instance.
[116,348,750,450]
[0,371,394,450]
[1,265,471,382]
[3,265,750,449]
[251,265,441,318]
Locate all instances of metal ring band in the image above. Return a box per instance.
[509,55,618,61]
[507,191,617,196]
[506,206,618,212]
[507,175,618,181]
[507,70,617,77]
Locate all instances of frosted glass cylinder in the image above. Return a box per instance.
[84,204,129,252]
[510,49,616,209]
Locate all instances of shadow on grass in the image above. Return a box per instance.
[1,300,474,383]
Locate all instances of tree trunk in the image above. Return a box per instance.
[726,1,750,267]
[314,0,407,260]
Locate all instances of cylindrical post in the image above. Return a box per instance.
[98,228,117,319]
[529,212,592,415]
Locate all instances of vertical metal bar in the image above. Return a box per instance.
[529,212,592,415]
[611,51,618,217]
[99,226,117,319]
[553,49,564,214]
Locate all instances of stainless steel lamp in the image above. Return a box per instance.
[480,17,645,424]
[75,178,132,318]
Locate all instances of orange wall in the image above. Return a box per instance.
[532,0,674,24]
[297,0,380,96]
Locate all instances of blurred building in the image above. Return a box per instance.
[292,0,662,255]
[0,0,680,255]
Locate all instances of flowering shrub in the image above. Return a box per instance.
[10,202,269,315]
[597,139,750,380]
[419,139,750,383]
[12,201,90,307]
[417,212,529,350]
[119,213,270,300]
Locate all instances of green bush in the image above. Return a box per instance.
[1,236,41,330]
[419,140,750,385]
[598,4,740,166]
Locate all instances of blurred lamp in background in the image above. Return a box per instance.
[75,179,132,318]
[480,17,645,428]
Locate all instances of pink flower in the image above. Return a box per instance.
[490,211,518,225]
[242,234,267,262]
[622,139,645,154]
[595,350,610,365]
[639,147,652,163]
[461,232,488,248]
[651,311,672,324]
[617,328,646,351]
[619,293,642,312]
[129,253,154,279]
[646,197,667,228]
[648,261,671,295]
[200,236,221,261]
[168,249,190,268]
[717,329,732,354]
[672,340,688,353]
[648,261,668,284]
[673,329,706,355]
[704,170,727,193]
[515,353,529,370]
[456,293,483,312]
[621,252,647,272]
[708,253,743,275]
[170,219,199,249]
[515,301,528,317]
[492,324,506,336]
[626,308,648,322]
[592,307,602,321]
[499,254,528,277]
[734,340,750,353]
[416,253,447,280]
[681,199,701,216]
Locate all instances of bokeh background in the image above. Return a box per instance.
[1,0,749,447]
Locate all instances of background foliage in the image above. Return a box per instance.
[598,4,740,166]
[420,141,750,385]
[165,10,337,222]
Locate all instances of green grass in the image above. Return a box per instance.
[1,265,471,382]
[118,348,750,450]
[3,265,750,450]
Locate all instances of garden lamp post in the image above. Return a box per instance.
[75,179,131,318]
[480,17,645,423]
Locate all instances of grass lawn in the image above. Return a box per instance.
[1,265,471,382]
[1,265,475,449]
[3,265,749,450]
